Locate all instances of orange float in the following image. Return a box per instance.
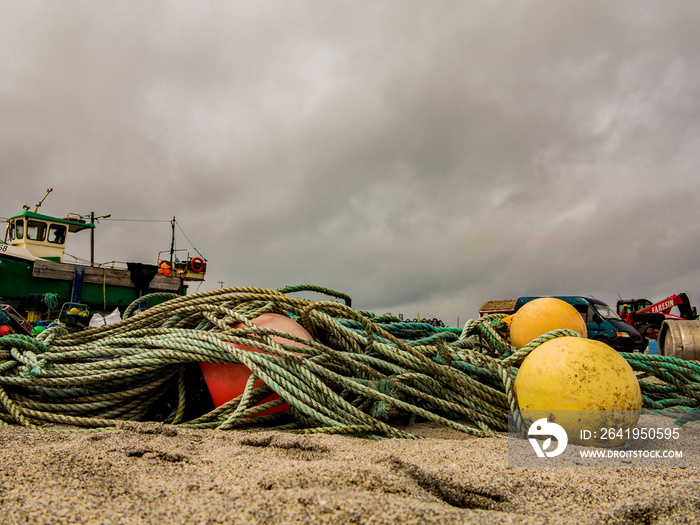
[157,261,172,276]
[198,313,312,416]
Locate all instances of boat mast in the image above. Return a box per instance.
[89,212,111,266]
[90,212,95,266]
[170,216,176,265]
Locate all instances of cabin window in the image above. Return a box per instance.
[48,224,67,244]
[13,219,24,240]
[618,303,633,314]
[26,220,47,241]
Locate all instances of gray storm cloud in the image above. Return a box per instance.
[2,1,700,324]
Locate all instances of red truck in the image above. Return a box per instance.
[617,293,698,340]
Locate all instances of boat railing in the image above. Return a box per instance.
[156,249,206,280]
[95,261,129,270]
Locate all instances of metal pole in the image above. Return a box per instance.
[90,211,95,266]
[170,216,175,265]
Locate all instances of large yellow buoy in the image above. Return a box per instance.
[506,298,587,349]
[514,336,641,446]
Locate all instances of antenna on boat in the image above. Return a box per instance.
[28,178,76,212]
[32,188,54,212]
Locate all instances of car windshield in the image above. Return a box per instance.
[593,303,622,320]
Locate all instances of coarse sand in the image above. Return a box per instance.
[1,421,698,524]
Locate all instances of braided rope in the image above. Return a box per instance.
[1,286,699,436]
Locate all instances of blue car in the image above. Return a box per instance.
[514,296,645,352]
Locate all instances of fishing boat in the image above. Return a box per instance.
[0,189,207,332]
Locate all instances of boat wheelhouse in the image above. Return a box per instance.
[3,210,93,263]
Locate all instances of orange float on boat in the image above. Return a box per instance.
[157,260,172,276]
[198,313,312,416]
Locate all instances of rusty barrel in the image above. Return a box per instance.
[658,320,700,361]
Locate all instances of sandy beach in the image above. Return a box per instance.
[1,421,698,524]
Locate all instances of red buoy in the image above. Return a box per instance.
[198,313,312,416]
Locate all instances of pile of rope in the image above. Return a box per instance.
[1,286,698,437]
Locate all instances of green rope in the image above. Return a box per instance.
[277,285,352,307]
[0,286,698,438]
[44,293,61,310]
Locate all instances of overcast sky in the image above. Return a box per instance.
[2,1,700,325]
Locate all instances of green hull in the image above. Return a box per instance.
[0,253,186,315]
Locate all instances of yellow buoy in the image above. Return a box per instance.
[514,336,641,446]
[505,298,587,349]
